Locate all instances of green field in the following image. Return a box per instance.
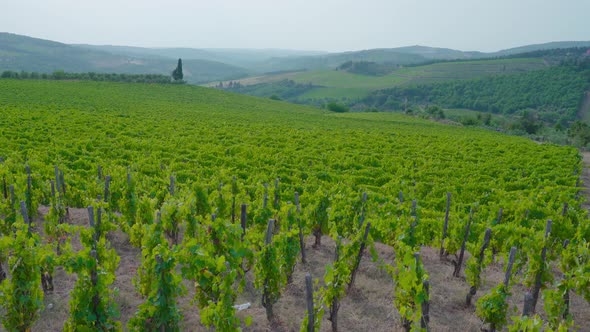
[297,58,546,99]
[221,58,547,101]
[0,79,587,331]
[0,79,581,226]
[0,78,579,214]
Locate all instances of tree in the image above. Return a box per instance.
[327,102,349,113]
[172,58,183,81]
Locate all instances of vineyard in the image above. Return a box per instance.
[0,79,589,331]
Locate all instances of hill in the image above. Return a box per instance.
[0,79,587,331]
[220,57,548,101]
[0,33,248,84]
[362,64,590,124]
[228,42,590,73]
[74,44,327,70]
[493,41,590,57]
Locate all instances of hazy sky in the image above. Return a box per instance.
[3,0,589,52]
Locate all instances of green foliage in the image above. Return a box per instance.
[63,207,121,331]
[337,61,394,76]
[509,315,544,332]
[172,58,184,81]
[567,120,590,147]
[160,198,181,244]
[476,284,511,331]
[0,221,45,332]
[300,279,325,332]
[542,287,573,330]
[179,214,249,330]
[326,102,349,113]
[133,211,165,297]
[0,70,173,84]
[224,79,317,100]
[364,64,589,124]
[388,243,429,331]
[0,78,588,329]
[128,245,183,332]
[425,105,445,120]
[254,232,284,319]
[465,232,493,290]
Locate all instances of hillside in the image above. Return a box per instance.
[220,57,548,101]
[0,33,248,84]
[0,79,587,331]
[70,42,590,75]
[2,32,590,83]
[0,79,590,331]
[225,42,590,73]
[493,41,590,57]
[75,44,327,70]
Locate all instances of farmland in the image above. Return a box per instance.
[217,58,547,101]
[0,79,589,331]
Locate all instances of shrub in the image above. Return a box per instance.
[327,102,349,113]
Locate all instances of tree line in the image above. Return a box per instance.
[0,70,176,84]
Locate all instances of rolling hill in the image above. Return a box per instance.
[220,57,549,101]
[74,44,327,70]
[0,33,249,84]
[231,42,590,73]
[0,78,587,331]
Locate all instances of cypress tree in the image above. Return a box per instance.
[172,58,183,81]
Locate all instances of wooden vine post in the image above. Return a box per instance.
[439,192,451,258]
[453,208,473,277]
[20,201,30,230]
[466,228,492,306]
[489,246,517,332]
[240,204,247,241]
[524,219,552,316]
[504,247,517,288]
[295,192,306,264]
[453,207,473,277]
[273,177,280,209]
[348,222,371,290]
[103,175,111,203]
[421,279,430,331]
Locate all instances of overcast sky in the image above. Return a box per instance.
[3,0,589,52]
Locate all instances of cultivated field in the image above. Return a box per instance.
[0,79,587,331]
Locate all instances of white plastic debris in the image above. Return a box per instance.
[233,302,251,311]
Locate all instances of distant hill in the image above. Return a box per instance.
[2,32,589,83]
[242,42,590,72]
[74,44,327,70]
[219,57,549,102]
[376,45,484,60]
[492,41,590,57]
[0,33,249,84]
